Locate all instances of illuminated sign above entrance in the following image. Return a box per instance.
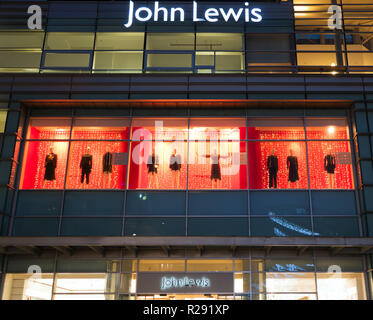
[161,276,211,290]
[124,1,263,28]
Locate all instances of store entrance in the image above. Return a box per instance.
[136,294,233,300]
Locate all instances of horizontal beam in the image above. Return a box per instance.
[1,237,373,248]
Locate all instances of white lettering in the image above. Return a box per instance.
[251,8,262,22]
[244,2,250,22]
[219,7,243,22]
[193,1,204,22]
[154,1,168,22]
[124,0,134,28]
[170,7,185,22]
[205,8,219,22]
[27,5,42,30]
[135,6,153,22]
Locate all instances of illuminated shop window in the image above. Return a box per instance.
[146,33,194,51]
[248,141,308,190]
[305,118,350,140]
[0,31,44,49]
[45,32,95,50]
[316,273,366,300]
[95,32,145,50]
[93,51,143,72]
[66,141,128,190]
[247,118,305,140]
[53,273,116,300]
[2,273,53,300]
[43,52,91,69]
[0,110,7,133]
[20,141,69,190]
[139,260,185,272]
[187,260,233,272]
[0,51,42,72]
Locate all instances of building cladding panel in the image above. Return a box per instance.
[0,0,372,300]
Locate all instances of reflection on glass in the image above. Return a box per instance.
[266,272,316,293]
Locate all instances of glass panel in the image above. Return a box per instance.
[317,273,366,300]
[188,218,249,236]
[71,118,129,140]
[265,259,315,272]
[66,141,128,190]
[126,191,186,215]
[44,53,91,68]
[54,273,115,294]
[95,32,144,50]
[139,260,185,272]
[247,118,305,140]
[0,52,41,69]
[215,52,244,72]
[2,273,53,300]
[131,118,188,140]
[93,51,143,71]
[13,218,59,236]
[60,218,122,236]
[188,191,247,215]
[0,31,44,49]
[196,33,243,51]
[188,141,247,190]
[0,110,7,133]
[16,191,62,216]
[305,118,350,140]
[250,191,310,215]
[120,273,137,293]
[234,259,250,272]
[248,142,308,189]
[121,260,137,273]
[146,33,194,51]
[146,53,192,69]
[313,217,360,237]
[266,293,316,300]
[266,273,316,293]
[26,118,71,140]
[234,273,250,293]
[20,141,69,190]
[45,32,94,50]
[125,217,185,236]
[250,217,313,237]
[53,294,115,300]
[308,141,354,189]
[187,260,233,272]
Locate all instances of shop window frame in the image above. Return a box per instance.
[41,50,94,71]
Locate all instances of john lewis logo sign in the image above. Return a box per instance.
[161,276,211,290]
[124,1,263,28]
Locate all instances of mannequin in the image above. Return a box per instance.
[324,147,336,189]
[147,153,159,189]
[170,149,182,189]
[43,146,57,189]
[80,146,92,189]
[200,149,232,189]
[102,146,113,189]
[287,149,299,188]
[267,148,279,189]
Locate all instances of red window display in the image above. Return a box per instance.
[247,118,305,140]
[307,141,354,189]
[188,141,247,190]
[72,118,129,140]
[305,118,350,140]
[128,141,187,189]
[66,141,127,189]
[248,141,308,189]
[26,118,71,140]
[131,118,188,141]
[189,118,246,140]
[20,141,69,189]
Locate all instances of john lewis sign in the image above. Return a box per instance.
[137,272,234,294]
[124,1,263,28]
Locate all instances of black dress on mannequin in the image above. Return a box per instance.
[80,154,92,184]
[44,153,57,181]
[103,152,113,173]
[147,155,159,174]
[267,155,279,188]
[287,155,299,182]
[169,154,182,171]
[324,154,336,174]
[209,155,221,180]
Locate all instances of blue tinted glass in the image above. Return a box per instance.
[16,191,62,216]
[188,218,248,236]
[60,218,122,236]
[13,218,59,236]
[311,191,357,216]
[189,192,248,215]
[250,191,310,216]
[251,217,313,237]
[125,218,185,236]
[126,191,185,216]
[313,217,360,237]
[63,191,124,216]
[265,258,315,272]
